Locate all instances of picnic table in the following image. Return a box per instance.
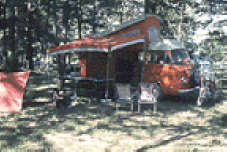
[54,76,116,107]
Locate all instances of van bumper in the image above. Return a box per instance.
[178,86,200,100]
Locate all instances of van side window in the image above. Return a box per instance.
[156,53,164,64]
[163,53,171,64]
[146,53,158,64]
[158,53,171,64]
[147,52,171,64]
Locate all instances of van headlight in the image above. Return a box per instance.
[204,69,209,73]
[215,79,220,88]
[181,77,187,83]
[216,82,219,88]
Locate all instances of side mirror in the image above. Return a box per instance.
[139,52,145,62]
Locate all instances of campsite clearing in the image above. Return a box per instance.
[0,72,226,151]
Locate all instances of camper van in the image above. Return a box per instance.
[49,14,216,107]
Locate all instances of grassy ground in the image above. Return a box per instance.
[0,72,226,151]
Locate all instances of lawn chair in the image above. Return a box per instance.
[138,83,157,114]
[115,83,138,111]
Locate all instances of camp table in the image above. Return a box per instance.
[55,76,115,104]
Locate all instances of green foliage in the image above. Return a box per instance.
[0,0,225,69]
[201,30,225,61]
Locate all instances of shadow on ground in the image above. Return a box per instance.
[5,71,225,150]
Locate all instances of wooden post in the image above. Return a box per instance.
[105,44,111,102]
[68,53,71,65]
[141,35,147,84]
[47,49,50,91]
[138,36,147,113]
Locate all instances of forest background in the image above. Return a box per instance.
[0,0,226,71]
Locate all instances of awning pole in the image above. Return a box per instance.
[105,44,111,102]
[47,49,50,92]
[141,35,147,84]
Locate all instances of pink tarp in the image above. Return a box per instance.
[0,72,30,113]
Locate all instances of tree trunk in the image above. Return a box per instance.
[26,2,34,70]
[93,1,97,34]
[145,0,156,14]
[63,1,69,44]
[145,0,149,14]
[52,0,57,41]
[77,0,82,39]
[117,0,122,24]
[11,2,18,71]
[2,2,7,67]
[151,1,156,14]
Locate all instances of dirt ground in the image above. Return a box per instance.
[0,72,226,151]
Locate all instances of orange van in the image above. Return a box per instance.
[143,39,200,102]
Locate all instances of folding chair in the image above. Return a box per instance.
[115,83,138,111]
[138,83,157,114]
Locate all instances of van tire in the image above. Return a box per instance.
[152,83,164,102]
[111,90,119,103]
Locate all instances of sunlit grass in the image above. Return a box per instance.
[0,72,226,151]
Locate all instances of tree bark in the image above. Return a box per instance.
[11,2,18,70]
[63,1,69,44]
[145,0,149,14]
[77,0,82,39]
[2,1,7,67]
[93,1,97,34]
[26,2,34,70]
[145,0,156,14]
[52,0,57,41]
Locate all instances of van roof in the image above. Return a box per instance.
[91,13,162,38]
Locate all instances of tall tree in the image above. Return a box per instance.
[77,0,82,39]
[63,1,70,44]
[0,0,66,70]
[195,0,226,60]
[26,2,34,70]
[0,1,7,67]
[145,0,156,14]
[0,0,18,71]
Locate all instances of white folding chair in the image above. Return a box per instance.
[115,83,138,111]
[138,83,157,114]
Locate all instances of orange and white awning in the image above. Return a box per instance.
[49,35,145,55]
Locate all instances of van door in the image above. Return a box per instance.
[144,51,165,82]
[79,52,86,77]
[116,58,133,83]
[144,51,175,94]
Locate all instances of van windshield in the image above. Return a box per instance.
[171,49,188,65]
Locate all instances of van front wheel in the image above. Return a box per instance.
[152,83,164,102]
